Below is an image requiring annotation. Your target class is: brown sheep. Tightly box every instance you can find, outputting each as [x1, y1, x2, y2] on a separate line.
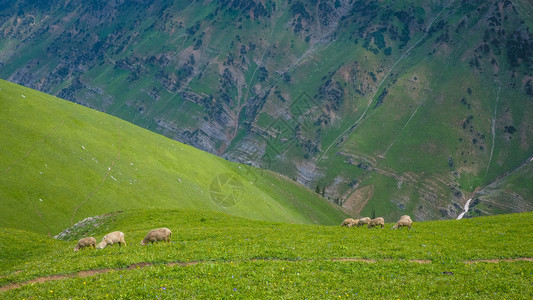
[348, 219, 359, 228]
[392, 217, 413, 229]
[96, 231, 127, 249]
[357, 217, 371, 227]
[74, 237, 96, 252]
[140, 228, 172, 245]
[341, 218, 355, 227]
[367, 217, 385, 229]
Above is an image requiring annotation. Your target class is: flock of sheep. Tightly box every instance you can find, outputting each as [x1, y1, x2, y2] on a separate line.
[341, 215, 413, 229]
[74, 216, 412, 251]
[74, 228, 172, 252]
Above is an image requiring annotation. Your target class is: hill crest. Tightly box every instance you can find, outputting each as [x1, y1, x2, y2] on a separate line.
[0, 79, 346, 235]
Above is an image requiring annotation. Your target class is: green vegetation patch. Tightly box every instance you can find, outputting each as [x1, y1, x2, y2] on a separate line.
[4, 260, 532, 299]
[1, 209, 532, 298]
[0, 79, 346, 236]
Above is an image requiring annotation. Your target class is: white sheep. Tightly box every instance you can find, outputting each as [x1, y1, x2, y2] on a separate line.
[392, 217, 413, 229]
[74, 237, 96, 252]
[367, 217, 385, 229]
[96, 231, 127, 249]
[400, 215, 412, 221]
[140, 228, 172, 245]
[357, 217, 371, 227]
[341, 218, 355, 227]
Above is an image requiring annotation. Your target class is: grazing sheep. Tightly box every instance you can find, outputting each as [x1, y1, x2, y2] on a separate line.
[357, 217, 371, 227]
[400, 215, 412, 221]
[348, 219, 359, 228]
[96, 231, 127, 249]
[140, 228, 172, 245]
[341, 218, 355, 227]
[392, 217, 413, 229]
[367, 217, 385, 229]
[74, 237, 96, 252]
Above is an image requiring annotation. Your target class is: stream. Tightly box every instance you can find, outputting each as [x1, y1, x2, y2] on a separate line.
[456, 198, 472, 220]
[457, 155, 533, 220]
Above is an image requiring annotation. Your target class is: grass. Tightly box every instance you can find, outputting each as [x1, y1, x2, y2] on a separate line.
[1, 209, 532, 298]
[0, 79, 346, 236]
[5, 260, 533, 299]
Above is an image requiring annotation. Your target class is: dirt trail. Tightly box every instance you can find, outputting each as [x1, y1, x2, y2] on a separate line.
[70, 123, 122, 226]
[464, 257, 533, 263]
[1, 257, 531, 292]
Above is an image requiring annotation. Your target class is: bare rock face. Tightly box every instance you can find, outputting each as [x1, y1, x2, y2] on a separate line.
[54, 212, 120, 241]
[54, 216, 104, 241]
[295, 160, 321, 186]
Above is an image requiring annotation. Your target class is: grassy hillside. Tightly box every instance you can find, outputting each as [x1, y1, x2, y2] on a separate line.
[1, 209, 532, 298]
[0, 79, 346, 235]
[1, 0, 533, 221]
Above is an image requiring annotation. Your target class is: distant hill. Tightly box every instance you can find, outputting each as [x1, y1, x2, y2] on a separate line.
[0, 79, 346, 235]
[1, 0, 532, 220]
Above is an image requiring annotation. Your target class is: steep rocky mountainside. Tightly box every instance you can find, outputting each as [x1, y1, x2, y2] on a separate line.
[1, 0, 532, 220]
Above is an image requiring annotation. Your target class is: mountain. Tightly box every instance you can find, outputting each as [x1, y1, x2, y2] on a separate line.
[1, 0, 532, 220]
[0, 79, 347, 236]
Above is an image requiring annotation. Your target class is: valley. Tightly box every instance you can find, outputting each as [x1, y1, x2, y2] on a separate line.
[2, 1, 533, 297]
[1, 0, 533, 220]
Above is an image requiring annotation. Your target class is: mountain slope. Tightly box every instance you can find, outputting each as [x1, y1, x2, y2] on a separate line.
[1, 0, 532, 220]
[0, 79, 346, 235]
[315, 0, 533, 220]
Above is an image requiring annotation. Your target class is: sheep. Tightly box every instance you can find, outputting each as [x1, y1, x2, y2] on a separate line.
[367, 217, 385, 229]
[392, 217, 413, 229]
[96, 231, 127, 249]
[400, 215, 412, 221]
[341, 218, 355, 227]
[74, 237, 96, 252]
[348, 218, 359, 228]
[357, 217, 371, 227]
[140, 228, 172, 245]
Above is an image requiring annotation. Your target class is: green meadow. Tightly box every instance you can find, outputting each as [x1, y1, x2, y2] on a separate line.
[0, 209, 532, 298]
